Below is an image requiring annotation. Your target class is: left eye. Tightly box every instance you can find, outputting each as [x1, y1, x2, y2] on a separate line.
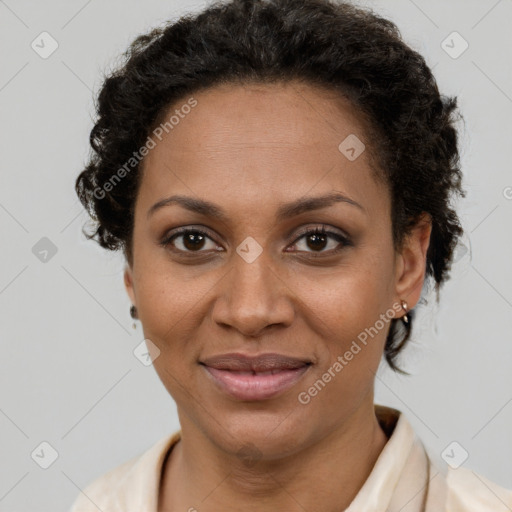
[290, 227, 349, 254]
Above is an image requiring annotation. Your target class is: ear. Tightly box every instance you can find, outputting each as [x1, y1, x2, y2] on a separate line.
[124, 264, 136, 306]
[394, 212, 432, 310]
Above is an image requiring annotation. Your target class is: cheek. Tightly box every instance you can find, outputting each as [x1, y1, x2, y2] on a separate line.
[292, 268, 390, 383]
[134, 264, 208, 336]
[294, 262, 392, 334]
[296, 288, 388, 417]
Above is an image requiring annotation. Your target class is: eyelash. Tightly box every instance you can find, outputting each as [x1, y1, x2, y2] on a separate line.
[159, 225, 352, 258]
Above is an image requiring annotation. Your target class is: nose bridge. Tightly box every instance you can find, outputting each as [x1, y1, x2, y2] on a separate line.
[214, 242, 292, 335]
[233, 244, 273, 297]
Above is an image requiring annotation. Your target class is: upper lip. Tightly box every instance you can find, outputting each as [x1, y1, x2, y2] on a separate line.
[200, 352, 312, 372]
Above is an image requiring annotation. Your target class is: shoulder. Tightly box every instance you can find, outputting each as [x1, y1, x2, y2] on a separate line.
[68, 455, 140, 512]
[445, 466, 512, 511]
[68, 431, 181, 512]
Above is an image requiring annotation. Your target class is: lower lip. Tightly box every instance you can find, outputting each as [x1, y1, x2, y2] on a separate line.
[202, 364, 311, 401]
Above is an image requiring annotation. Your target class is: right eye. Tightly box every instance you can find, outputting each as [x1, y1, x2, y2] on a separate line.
[159, 227, 223, 255]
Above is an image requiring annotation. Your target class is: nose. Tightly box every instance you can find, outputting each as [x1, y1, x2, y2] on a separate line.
[211, 247, 295, 338]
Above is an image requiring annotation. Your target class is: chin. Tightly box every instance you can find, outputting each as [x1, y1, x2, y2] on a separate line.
[207, 410, 313, 461]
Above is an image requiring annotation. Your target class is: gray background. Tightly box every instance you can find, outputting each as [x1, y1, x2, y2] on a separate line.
[0, 0, 511, 510]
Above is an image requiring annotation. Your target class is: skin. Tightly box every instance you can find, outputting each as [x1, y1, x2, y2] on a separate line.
[123, 80, 432, 512]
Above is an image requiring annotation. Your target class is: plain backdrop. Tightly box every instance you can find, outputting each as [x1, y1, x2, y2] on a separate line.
[0, 0, 511, 510]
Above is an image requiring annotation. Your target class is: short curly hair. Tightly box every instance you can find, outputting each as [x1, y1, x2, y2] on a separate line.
[75, 0, 466, 374]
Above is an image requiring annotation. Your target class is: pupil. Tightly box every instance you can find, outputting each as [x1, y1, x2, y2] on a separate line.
[184, 233, 205, 251]
[308, 233, 327, 251]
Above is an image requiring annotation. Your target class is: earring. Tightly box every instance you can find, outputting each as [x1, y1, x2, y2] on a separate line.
[130, 305, 138, 329]
[400, 300, 409, 324]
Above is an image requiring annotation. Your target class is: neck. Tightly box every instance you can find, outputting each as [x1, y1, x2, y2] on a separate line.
[159, 398, 389, 512]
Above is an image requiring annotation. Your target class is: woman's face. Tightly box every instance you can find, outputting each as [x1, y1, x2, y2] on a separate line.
[124, 81, 430, 459]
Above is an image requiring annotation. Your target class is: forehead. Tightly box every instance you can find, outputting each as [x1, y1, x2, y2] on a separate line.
[137, 81, 388, 219]
[147, 81, 369, 156]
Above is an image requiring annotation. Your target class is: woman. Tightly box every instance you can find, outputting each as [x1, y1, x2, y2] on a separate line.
[69, 0, 512, 510]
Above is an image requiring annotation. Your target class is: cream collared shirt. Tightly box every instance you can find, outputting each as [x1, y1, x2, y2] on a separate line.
[69, 404, 512, 511]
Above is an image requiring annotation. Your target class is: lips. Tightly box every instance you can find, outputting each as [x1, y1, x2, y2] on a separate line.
[200, 352, 312, 400]
[200, 352, 311, 372]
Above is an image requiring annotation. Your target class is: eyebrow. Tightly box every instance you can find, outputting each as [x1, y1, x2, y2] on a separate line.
[147, 191, 365, 221]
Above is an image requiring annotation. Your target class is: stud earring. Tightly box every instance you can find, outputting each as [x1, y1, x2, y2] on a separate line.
[400, 300, 409, 324]
[130, 305, 138, 329]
